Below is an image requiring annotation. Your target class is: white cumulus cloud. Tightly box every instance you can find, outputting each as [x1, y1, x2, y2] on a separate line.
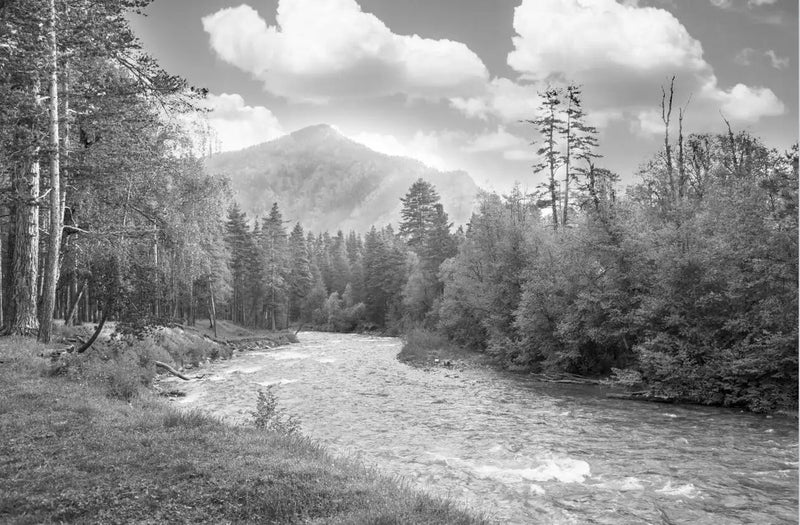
[454, 0, 786, 135]
[202, 1, 488, 102]
[201, 93, 284, 152]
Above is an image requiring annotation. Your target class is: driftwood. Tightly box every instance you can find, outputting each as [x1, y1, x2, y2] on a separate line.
[294, 323, 304, 336]
[76, 313, 107, 353]
[154, 361, 190, 380]
[549, 378, 601, 385]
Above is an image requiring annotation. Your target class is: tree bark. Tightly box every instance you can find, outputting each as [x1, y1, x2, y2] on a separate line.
[9, 84, 41, 336]
[64, 279, 86, 326]
[661, 76, 676, 205]
[38, 0, 62, 343]
[209, 281, 217, 339]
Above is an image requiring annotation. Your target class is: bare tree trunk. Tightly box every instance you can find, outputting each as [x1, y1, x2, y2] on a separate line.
[661, 76, 676, 205]
[38, 0, 62, 343]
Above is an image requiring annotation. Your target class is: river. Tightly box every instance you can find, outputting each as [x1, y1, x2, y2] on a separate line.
[163, 332, 798, 524]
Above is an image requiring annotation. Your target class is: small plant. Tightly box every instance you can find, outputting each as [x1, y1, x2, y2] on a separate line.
[251, 386, 301, 434]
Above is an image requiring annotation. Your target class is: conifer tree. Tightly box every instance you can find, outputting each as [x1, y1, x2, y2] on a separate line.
[399, 179, 441, 251]
[560, 83, 599, 227]
[262, 203, 288, 330]
[527, 87, 563, 230]
[287, 222, 312, 323]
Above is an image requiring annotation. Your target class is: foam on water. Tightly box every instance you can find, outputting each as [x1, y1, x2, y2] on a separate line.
[656, 481, 698, 497]
[270, 351, 310, 361]
[254, 379, 298, 387]
[474, 457, 591, 483]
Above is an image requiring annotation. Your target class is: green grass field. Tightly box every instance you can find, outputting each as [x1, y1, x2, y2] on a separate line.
[0, 337, 485, 524]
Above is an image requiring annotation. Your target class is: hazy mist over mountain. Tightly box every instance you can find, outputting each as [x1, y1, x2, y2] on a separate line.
[205, 124, 481, 233]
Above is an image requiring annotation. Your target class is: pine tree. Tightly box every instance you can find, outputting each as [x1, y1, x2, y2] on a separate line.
[261, 203, 288, 330]
[560, 83, 599, 227]
[526, 87, 563, 230]
[399, 178, 441, 251]
[225, 204, 250, 325]
[287, 222, 312, 323]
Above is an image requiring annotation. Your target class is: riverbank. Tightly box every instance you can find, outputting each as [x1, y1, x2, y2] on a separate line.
[0, 337, 484, 524]
[397, 328, 492, 370]
[397, 329, 799, 416]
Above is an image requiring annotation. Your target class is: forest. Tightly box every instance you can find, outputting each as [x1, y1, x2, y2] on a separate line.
[1, 0, 797, 413]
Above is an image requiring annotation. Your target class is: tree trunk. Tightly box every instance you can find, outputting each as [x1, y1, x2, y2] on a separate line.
[38, 0, 62, 343]
[9, 84, 41, 336]
[76, 311, 106, 354]
[209, 281, 217, 339]
[64, 280, 86, 326]
[661, 76, 676, 205]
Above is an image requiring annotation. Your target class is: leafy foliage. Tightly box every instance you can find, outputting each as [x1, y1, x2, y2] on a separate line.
[251, 386, 301, 435]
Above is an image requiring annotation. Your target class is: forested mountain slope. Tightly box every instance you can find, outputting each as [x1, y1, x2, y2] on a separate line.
[205, 124, 480, 232]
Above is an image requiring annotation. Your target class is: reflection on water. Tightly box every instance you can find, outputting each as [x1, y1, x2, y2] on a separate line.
[164, 332, 799, 524]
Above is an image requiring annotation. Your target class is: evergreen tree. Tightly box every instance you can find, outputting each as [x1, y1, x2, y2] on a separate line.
[527, 87, 563, 230]
[560, 83, 599, 227]
[399, 179, 441, 251]
[287, 223, 312, 323]
[261, 203, 288, 330]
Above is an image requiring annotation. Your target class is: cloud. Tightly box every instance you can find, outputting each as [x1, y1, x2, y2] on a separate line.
[200, 93, 284, 152]
[709, 0, 732, 7]
[491, 0, 784, 134]
[765, 49, 789, 69]
[463, 126, 527, 153]
[202, 1, 488, 102]
[748, 0, 778, 5]
[735, 47, 789, 69]
[710, 83, 784, 121]
[451, 77, 542, 122]
[734, 47, 756, 66]
[350, 130, 452, 170]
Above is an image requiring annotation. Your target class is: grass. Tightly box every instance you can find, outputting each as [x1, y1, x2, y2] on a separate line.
[398, 328, 490, 370]
[0, 337, 485, 524]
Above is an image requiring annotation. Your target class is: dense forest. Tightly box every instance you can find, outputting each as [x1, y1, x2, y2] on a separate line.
[1, 0, 796, 413]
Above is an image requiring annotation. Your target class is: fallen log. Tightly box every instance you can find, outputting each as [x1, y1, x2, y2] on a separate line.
[76, 314, 107, 354]
[154, 361, 190, 381]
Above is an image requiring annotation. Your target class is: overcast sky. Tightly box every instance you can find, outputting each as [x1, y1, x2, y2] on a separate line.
[130, 0, 798, 191]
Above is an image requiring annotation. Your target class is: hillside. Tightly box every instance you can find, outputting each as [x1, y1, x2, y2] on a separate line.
[205, 124, 480, 232]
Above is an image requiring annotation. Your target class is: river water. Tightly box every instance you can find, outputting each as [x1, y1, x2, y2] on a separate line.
[164, 332, 798, 524]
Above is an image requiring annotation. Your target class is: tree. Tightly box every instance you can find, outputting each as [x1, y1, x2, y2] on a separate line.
[526, 87, 563, 230]
[261, 203, 288, 330]
[560, 83, 599, 227]
[287, 223, 311, 323]
[399, 178, 440, 251]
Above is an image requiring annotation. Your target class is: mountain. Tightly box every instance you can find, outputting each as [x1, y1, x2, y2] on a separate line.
[205, 124, 481, 233]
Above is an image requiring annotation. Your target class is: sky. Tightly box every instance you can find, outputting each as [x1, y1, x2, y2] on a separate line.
[129, 0, 798, 191]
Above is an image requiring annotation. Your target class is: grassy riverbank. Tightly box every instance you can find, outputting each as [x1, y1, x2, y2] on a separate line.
[0, 337, 484, 524]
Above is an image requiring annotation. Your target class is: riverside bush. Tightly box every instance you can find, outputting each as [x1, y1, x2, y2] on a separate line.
[251, 386, 301, 434]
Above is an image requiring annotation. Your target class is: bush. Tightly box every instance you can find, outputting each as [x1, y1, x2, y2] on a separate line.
[251, 386, 301, 434]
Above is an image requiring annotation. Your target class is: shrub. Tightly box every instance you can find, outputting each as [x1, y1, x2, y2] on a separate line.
[251, 386, 301, 434]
